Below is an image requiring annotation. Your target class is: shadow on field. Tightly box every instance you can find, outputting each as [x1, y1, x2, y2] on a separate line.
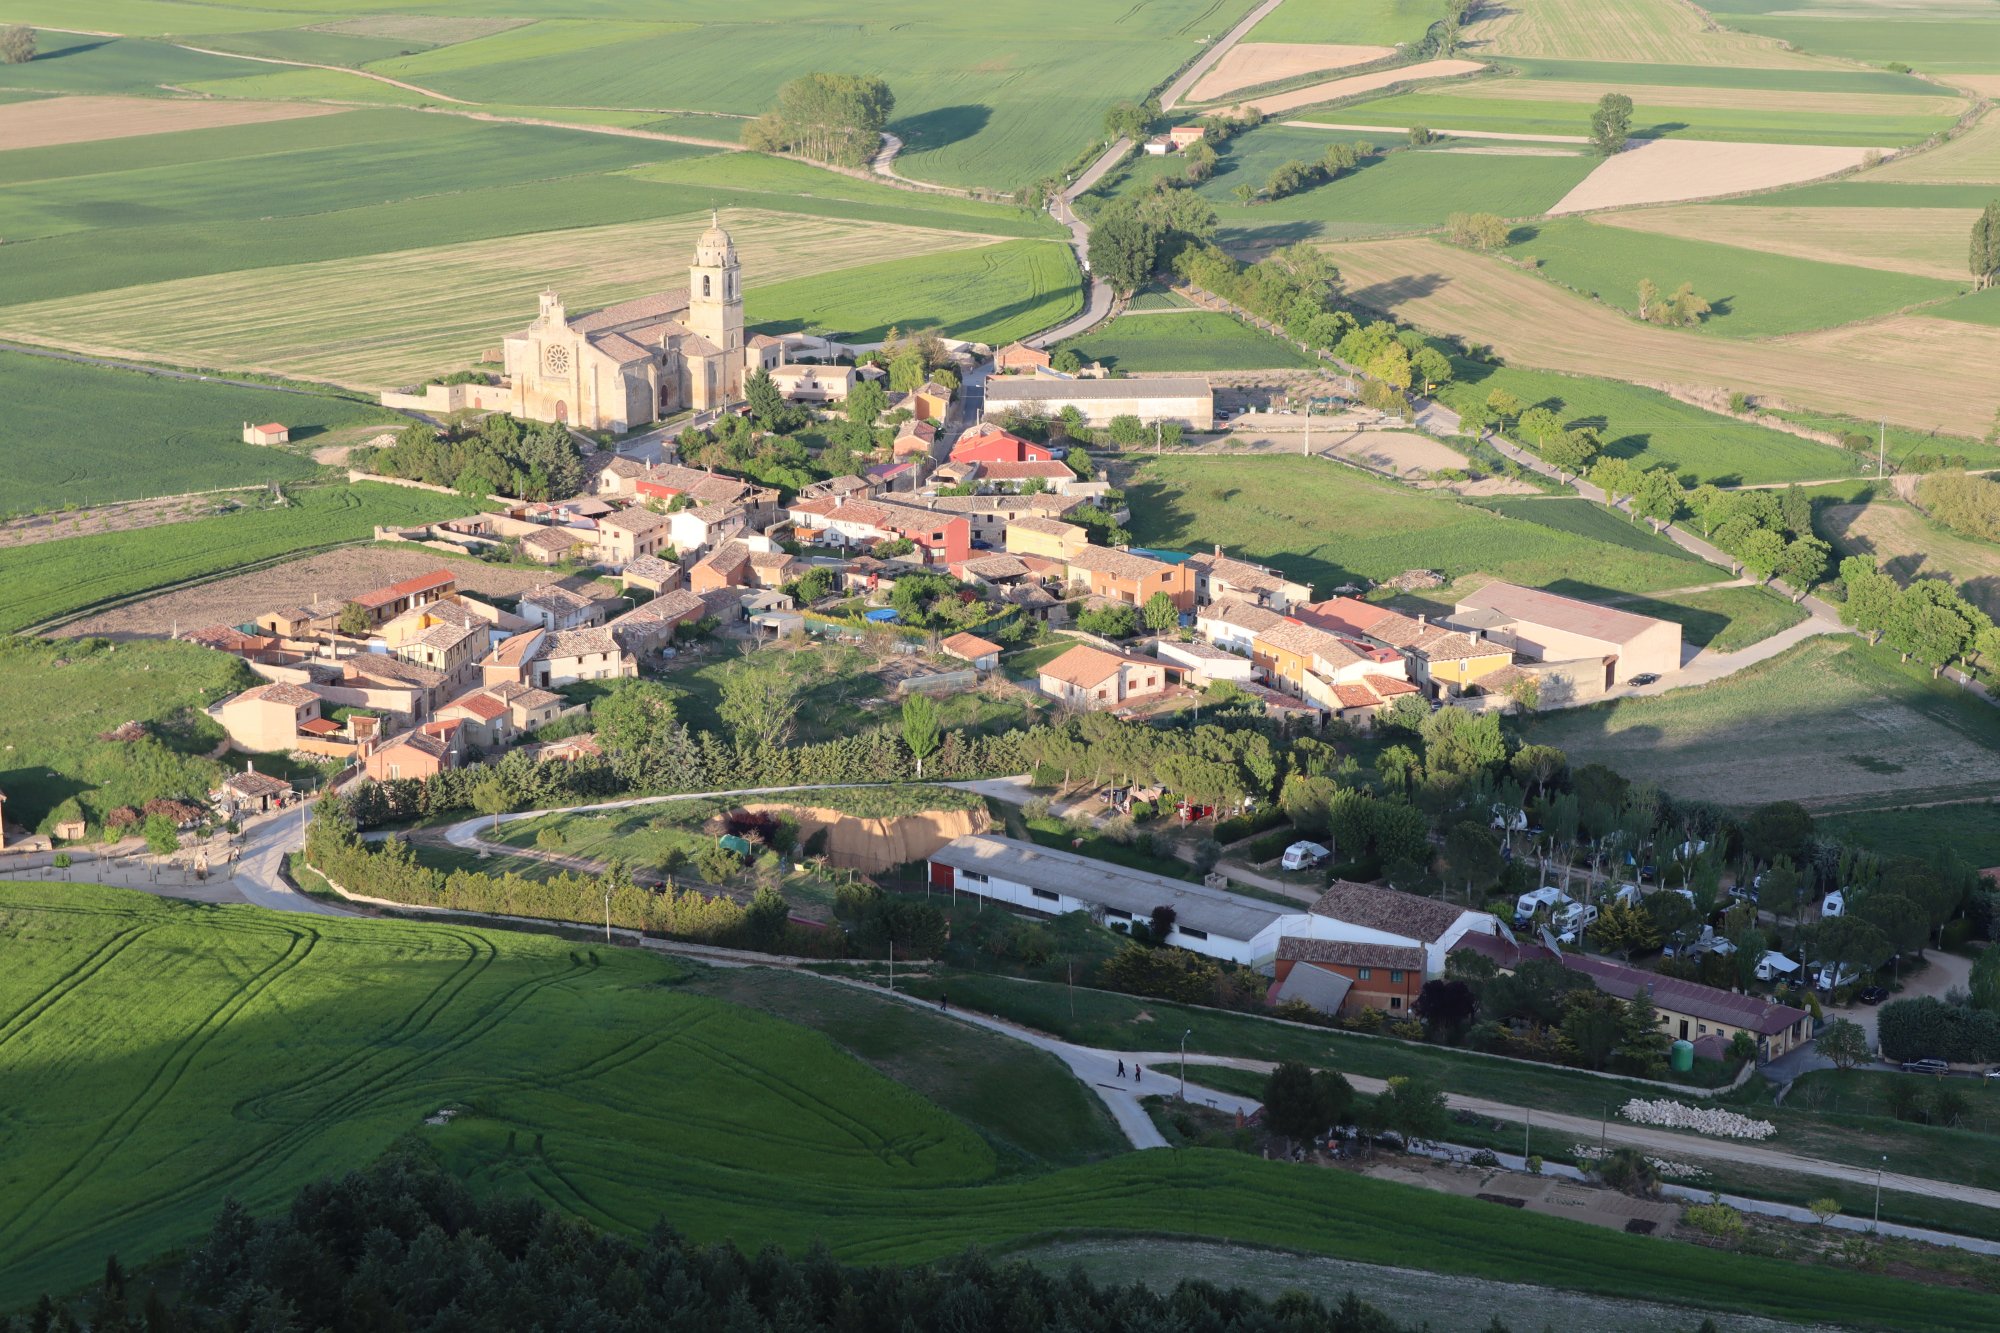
[1120, 475, 1365, 593]
[1344, 270, 1447, 318]
[892, 104, 990, 152]
[36, 38, 114, 61]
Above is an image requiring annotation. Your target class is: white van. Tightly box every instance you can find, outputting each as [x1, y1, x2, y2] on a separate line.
[1822, 890, 1846, 918]
[1611, 882, 1643, 907]
[1281, 841, 1330, 871]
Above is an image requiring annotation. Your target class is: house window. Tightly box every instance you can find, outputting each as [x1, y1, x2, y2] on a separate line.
[1179, 927, 1208, 941]
[1357, 967, 1372, 981]
[1030, 887, 1060, 902]
[1389, 996, 1403, 1010]
[1103, 907, 1130, 920]
[1390, 970, 1404, 983]
[960, 870, 988, 884]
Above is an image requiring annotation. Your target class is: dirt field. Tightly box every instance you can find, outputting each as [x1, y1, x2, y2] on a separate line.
[0, 210, 999, 390]
[1873, 112, 2000, 182]
[737, 804, 985, 875]
[0, 95, 344, 150]
[1317, 428, 1474, 477]
[1463, 0, 1848, 67]
[0, 490, 269, 551]
[57, 547, 556, 640]
[1548, 139, 1873, 213]
[1188, 42, 1395, 102]
[1822, 499, 2000, 617]
[1226, 59, 1485, 117]
[1323, 236, 2000, 434]
[1596, 204, 1981, 279]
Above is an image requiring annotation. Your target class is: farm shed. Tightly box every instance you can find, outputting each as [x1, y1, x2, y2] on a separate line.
[983, 376, 1214, 431]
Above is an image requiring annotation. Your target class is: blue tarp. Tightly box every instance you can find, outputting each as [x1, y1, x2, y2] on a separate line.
[863, 608, 901, 623]
[1128, 547, 1192, 565]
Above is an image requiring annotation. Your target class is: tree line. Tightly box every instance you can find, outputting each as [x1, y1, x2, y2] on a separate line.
[354, 415, 584, 501]
[1837, 553, 2000, 678]
[8, 1139, 1542, 1333]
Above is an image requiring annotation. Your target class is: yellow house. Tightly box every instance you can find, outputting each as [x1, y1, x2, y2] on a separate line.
[1005, 516, 1089, 561]
[1409, 630, 1513, 697]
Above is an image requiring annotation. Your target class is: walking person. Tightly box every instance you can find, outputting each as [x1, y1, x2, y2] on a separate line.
[1134, 1063, 1143, 1083]
[939, 993, 948, 1013]
[1117, 1059, 1125, 1079]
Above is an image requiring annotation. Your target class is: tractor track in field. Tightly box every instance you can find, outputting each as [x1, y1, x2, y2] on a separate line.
[0, 924, 319, 1260]
[0, 923, 157, 1051]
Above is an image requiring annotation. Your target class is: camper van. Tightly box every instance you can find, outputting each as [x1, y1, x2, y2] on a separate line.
[1815, 961, 1862, 990]
[1552, 901, 1598, 943]
[1821, 890, 1846, 918]
[1281, 841, 1330, 871]
[1513, 886, 1570, 927]
[1754, 951, 1801, 983]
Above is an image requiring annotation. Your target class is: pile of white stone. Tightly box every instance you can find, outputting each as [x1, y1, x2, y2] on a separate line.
[1621, 1097, 1774, 1140]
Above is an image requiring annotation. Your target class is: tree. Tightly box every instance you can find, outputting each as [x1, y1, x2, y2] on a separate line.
[1516, 406, 1564, 451]
[1590, 899, 1660, 957]
[1885, 578, 1976, 675]
[1088, 205, 1163, 295]
[1376, 1075, 1448, 1146]
[469, 774, 512, 836]
[900, 693, 941, 779]
[336, 602, 371, 637]
[1971, 198, 2000, 291]
[1544, 427, 1601, 478]
[1511, 744, 1566, 798]
[888, 348, 927, 393]
[1441, 821, 1502, 903]
[1445, 211, 1510, 250]
[718, 657, 808, 748]
[1807, 914, 1893, 989]
[1261, 1061, 1332, 1145]
[1818, 1016, 1871, 1071]
[1135, 590, 1177, 634]
[1051, 348, 1083, 375]
[0, 24, 34, 63]
[1183, 138, 1218, 183]
[745, 367, 786, 427]
[1737, 527, 1786, 583]
[1075, 603, 1139, 638]
[749, 73, 896, 168]
[1614, 991, 1672, 1075]
[1590, 92, 1634, 156]
[1838, 555, 1898, 640]
[844, 378, 888, 427]
[1413, 978, 1477, 1038]
[1776, 536, 1831, 591]
[1809, 1197, 1843, 1226]
[1630, 467, 1683, 525]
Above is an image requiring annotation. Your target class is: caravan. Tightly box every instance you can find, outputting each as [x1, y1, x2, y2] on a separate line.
[1513, 886, 1571, 927]
[1552, 900, 1598, 943]
[1755, 951, 1802, 983]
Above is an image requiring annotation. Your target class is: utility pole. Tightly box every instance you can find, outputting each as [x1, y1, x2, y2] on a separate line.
[1179, 1027, 1191, 1101]
[1878, 420, 1885, 479]
[1874, 1155, 1887, 1232]
[602, 884, 613, 943]
[1524, 1107, 1532, 1162]
[1303, 399, 1311, 456]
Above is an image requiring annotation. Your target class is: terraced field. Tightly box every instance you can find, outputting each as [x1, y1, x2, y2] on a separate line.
[4, 884, 1988, 1332]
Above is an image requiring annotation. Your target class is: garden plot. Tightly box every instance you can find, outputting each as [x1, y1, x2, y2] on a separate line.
[1324, 237, 2000, 435]
[1187, 42, 1396, 102]
[1224, 59, 1484, 117]
[1548, 140, 1874, 213]
[0, 95, 343, 149]
[1596, 204, 1981, 280]
[0, 209, 999, 389]
[1463, 0, 1852, 67]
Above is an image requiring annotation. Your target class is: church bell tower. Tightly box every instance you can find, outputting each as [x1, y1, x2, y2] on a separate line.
[688, 210, 744, 399]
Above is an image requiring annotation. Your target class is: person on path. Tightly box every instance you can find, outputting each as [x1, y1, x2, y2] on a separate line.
[1117, 1059, 1125, 1078]
[939, 994, 948, 1012]
[1134, 1063, 1143, 1083]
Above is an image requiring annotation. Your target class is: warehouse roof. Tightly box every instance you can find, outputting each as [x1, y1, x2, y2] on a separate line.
[928, 834, 1287, 942]
[984, 377, 1212, 402]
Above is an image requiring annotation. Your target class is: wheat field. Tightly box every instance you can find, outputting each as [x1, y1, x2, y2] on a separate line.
[1597, 204, 1982, 279]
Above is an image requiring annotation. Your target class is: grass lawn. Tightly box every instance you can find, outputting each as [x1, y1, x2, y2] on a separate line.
[1022, 815, 1199, 882]
[0, 351, 395, 512]
[1054, 309, 1315, 372]
[1439, 358, 1857, 485]
[0, 483, 476, 633]
[1932, 285, 2000, 327]
[1519, 637, 2000, 811]
[1817, 801, 2000, 868]
[0, 636, 256, 832]
[748, 239, 1081, 347]
[5, 885, 1989, 1330]
[1616, 585, 1809, 653]
[1249, 0, 1440, 45]
[1002, 641, 1077, 682]
[1476, 497, 1708, 566]
[1124, 455, 1709, 596]
[1503, 219, 1964, 338]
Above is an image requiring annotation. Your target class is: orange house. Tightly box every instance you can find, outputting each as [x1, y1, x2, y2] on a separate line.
[1064, 546, 1195, 612]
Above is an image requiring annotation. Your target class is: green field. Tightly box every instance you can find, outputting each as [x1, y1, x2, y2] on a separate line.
[1503, 219, 1965, 338]
[0, 483, 473, 633]
[1488, 57, 1950, 96]
[1727, 180, 2000, 211]
[0, 637, 255, 831]
[1709, 4, 2000, 75]
[1053, 309, 1316, 371]
[748, 239, 1081, 345]
[0, 352, 397, 511]
[0, 30, 263, 95]
[1819, 801, 2000, 867]
[1124, 454, 1708, 594]
[1520, 636, 2000, 811]
[1605, 583, 1809, 653]
[1309, 89, 1958, 148]
[1248, 0, 1440, 46]
[1933, 285, 2000, 326]
[1439, 360, 1857, 485]
[6, 886, 1987, 1330]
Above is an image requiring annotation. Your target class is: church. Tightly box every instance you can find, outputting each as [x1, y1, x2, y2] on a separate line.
[502, 214, 750, 432]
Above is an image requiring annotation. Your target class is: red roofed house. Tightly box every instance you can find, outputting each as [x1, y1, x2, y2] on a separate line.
[950, 424, 1057, 464]
[994, 343, 1051, 374]
[788, 494, 970, 565]
[1168, 124, 1206, 149]
[940, 632, 1003, 672]
[347, 569, 458, 629]
[975, 459, 1078, 492]
[1036, 644, 1169, 709]
[364, 726, 458, 783]
[242, 422, 289, 446]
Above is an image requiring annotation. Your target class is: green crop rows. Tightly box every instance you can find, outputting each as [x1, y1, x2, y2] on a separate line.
[748, 240, 1081, 346]
[1054, 310, 1316, 371]
[3, 884, 1988, 1331]
[0, 484, 474, 632]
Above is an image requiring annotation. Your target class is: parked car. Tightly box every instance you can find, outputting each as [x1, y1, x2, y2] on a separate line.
[1857, 986, 1890, 1005]
[1901, 1058, 1950, 1076]
[1630, 673, 1661, 686]
[1280, 841, 1330, 871]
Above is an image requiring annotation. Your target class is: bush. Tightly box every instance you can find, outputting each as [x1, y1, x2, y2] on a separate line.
[1877, 995, 2000, 1062]
[1684, 1197, 1747, 1244]
[693, 842, 744, 884]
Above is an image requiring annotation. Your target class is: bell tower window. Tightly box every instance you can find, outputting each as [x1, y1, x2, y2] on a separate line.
[702, 275, 711, 297]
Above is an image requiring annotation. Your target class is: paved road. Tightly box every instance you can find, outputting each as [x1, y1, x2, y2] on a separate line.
[1160, 0, 1287, 112]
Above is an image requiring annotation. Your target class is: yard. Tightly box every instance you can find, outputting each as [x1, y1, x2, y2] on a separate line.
[1124, 454, 1709, 596]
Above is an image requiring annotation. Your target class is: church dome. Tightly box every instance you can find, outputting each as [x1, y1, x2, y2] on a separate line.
[694, 210, 736, 267]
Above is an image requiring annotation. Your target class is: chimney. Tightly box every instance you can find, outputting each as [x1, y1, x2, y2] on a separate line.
[245, 759, 255, 773]
[1417, 614, 1427, 629]
[834, 493, 845, 509]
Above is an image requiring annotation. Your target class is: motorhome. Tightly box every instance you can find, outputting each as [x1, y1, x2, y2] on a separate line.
[1513, 886, 1571, 926]
[1822, 890, 1846, 918]
[1280, 841, 1330, 871]
[1755, 951, 1801, 983]
[1553, 900, 1598, 943]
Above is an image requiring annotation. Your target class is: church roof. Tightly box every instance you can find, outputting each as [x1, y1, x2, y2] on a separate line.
[590, 332, 654, 365]
[571, 289, 690, 335]
[672, 329, 724, 359]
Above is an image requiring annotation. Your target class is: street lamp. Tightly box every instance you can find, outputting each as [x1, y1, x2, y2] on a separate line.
[602, 883, 613, 943]
[1179, 1027, 1192, 1101]
[1874, 1155, 1888, 1232]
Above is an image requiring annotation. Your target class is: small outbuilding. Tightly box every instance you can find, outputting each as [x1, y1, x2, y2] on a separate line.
[242, 422, 290, 446]
[940, 631, 1004, 672]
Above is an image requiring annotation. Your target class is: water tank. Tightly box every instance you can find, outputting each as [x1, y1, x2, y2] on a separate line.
[1670, 1039, 1695, 1073]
